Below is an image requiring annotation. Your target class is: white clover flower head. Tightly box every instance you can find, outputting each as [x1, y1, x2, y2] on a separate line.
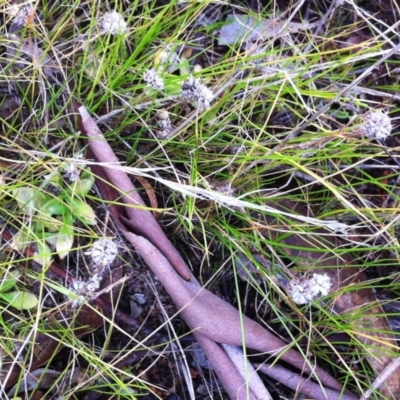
[99, 11, 127, 35]
[70, 280, 87, 308]
[62, 162, 79, 182]
[362, 109, 392, 140]
[288, 273, 332, 305]
[62, 153, 85, 182]
[143, 68, 165, 91]
[181, 76, 214, 110]
[312, 273, 332, 296]
[71, 279, 86, 293]
[90, 238, 118, 269]
[70, 275, 103, 307]
[158, 118, 173, 138]
[156, 110, 173, 138]
[87, 273, 103, 292]
[288, 278, 314, 305]
[8, 4, 35, 27]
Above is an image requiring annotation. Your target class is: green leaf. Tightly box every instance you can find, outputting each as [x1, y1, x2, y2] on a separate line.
[56, 224, 74, 259]
[12, 187, 38, 216]
[40, 198, 65, 215]
[10, 228, 32, 250]
[44, 279, 72, 296]
[72, 170, 95, 196]
[71, 199, 97, 225]
[179, 58, 191, 76]
[34, 241, 52, 267]
[32, 191, 50, 210]
[0, 270, 20, 293]
[0, 290, 38, 310]
[44, 232, 59, 247]
[36, 218, 62, 233]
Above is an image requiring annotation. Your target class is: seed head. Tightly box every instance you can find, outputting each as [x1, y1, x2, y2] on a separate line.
[87, 273, 103, 292]
[181, 76, 214, 110]
[143, 68, 165, 91]
[288, 273, 332, 305]
[361, 110, 392, 140]
[63, 162, 80, 182]
[70, 280, 86, 308]
[157, 110, 173, 138]
[90, 238, 118, 269]
[99, 11, 127, 35]
[69, 274, 103, 308]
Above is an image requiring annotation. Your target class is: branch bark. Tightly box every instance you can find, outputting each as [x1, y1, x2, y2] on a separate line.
[78, 104, 356, 400]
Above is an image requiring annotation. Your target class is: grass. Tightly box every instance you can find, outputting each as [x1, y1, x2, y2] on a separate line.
[1, 0, 400, 398]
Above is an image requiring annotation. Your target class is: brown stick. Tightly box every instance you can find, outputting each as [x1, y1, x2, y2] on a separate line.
[80, 104, 354, 399]
[125, 232, 349, 395]
[77, 104, 192, 281]
[255, 363, 357, 400]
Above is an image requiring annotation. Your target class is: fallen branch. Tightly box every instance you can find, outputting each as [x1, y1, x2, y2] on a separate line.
[255, 363, 357, 400]
[125, 231, 353, 400]
[77, 104, 192, 281]
[79, 103, 356, 399]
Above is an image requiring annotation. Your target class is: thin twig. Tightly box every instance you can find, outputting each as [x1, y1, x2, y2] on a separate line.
[360, 357, 400, 400]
